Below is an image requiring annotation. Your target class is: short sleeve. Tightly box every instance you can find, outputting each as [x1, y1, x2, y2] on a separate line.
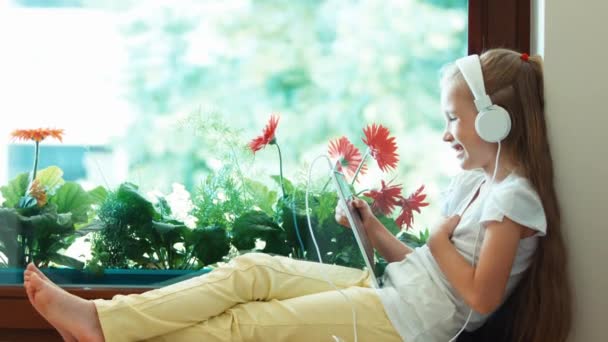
[480, 176, 547, 235]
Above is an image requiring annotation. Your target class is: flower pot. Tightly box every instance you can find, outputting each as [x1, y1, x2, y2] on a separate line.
[0, 267, 212, 287]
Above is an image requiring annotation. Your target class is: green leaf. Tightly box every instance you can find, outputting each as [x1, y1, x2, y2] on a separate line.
[188, 225, 230, 265]
[50, 182, 93, 224]
[84, 261, 105, 275]
[191, 165, 252, 233]
[0, 208, 20, 266]
[88, 186, 108, 205]
[232, 210, 282, 251]
[0, 172, 29, 208]
[420, 228, 430, 244]
[152, 220, 187, 234]
[243, 179, 278, 216]
[98, 182, 155, 228]
[278, 197, 313, 254]
[48, 253, 85, 269]
[262, 233, 291, 256]
[121, 236, 154, 265]
[151, 220, 189, 248]
[154, 197, 172, 218]
[36, 166, 65, 193]
[399, 229, 428, 248]
[56, 213, 73, 226]
[74, 219, 105, 235]
[315, 191, 338, 226]
[270, 175, 294, 195]
[378, 215, 401, 236]
[116, 182, 156, 225]
[22, 212, 73, 239]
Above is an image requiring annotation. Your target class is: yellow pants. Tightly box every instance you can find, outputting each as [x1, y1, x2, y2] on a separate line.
[94, 253, 402, 342]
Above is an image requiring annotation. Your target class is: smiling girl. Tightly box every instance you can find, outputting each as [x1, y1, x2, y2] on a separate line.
[24, 48, 571, 342]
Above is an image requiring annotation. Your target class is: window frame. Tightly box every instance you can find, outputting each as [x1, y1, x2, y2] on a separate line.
[469, 0, 530, 55]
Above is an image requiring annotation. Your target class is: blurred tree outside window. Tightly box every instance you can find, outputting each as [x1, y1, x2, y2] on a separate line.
[0, 0, 467, 267]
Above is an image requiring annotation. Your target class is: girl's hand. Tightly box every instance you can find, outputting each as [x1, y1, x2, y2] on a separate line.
[334, 197, 376, 230]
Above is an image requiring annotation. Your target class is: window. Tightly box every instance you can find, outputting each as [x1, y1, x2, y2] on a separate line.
[0, 0, 529, 281]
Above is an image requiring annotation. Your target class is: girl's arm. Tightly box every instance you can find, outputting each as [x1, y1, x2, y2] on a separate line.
[428, 215, 527, 314]
[336, 198, 413, 263]
[364, 214, 413, 263]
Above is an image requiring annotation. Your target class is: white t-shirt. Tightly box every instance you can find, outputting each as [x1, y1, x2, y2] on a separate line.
[375, 169, 547, 342]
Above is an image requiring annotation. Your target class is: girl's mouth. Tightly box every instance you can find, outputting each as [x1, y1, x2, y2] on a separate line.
[452, 144, 465, 158]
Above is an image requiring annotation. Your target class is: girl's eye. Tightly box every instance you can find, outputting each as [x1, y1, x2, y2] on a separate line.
[447, 116, 457, 122]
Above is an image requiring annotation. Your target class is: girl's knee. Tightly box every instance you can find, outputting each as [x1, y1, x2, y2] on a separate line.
[231, 252, 273, 268]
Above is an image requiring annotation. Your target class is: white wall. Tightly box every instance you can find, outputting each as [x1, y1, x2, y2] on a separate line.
[540, 0, 608, 340]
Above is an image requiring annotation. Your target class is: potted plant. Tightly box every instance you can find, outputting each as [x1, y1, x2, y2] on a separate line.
[228, 115, 431, 272]
[0, 128, 104, 283]
[0, 119, 431, 286]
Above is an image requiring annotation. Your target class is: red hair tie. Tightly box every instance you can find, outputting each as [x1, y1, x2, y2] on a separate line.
[520, 53, 530, 61]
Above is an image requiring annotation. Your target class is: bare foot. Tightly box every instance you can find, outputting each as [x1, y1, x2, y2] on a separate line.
[24, 264, 77, 342]
[24, 270, 105, 342]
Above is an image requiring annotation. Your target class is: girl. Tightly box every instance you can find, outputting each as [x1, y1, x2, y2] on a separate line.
[23, 48, 571, 342]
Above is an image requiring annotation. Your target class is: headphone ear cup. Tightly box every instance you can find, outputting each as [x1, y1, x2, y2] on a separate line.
[475, 105, 511, 143]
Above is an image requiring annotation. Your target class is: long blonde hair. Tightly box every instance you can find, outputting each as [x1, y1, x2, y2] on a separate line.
[441, 48, 572, 342]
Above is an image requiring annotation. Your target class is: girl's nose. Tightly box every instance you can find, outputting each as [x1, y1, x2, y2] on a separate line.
[443, 130, 453, 142]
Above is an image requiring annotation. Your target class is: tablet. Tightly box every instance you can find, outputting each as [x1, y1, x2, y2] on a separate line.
[331, 170, 381, 288]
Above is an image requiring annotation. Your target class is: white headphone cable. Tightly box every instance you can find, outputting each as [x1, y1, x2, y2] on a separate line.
[448, 142, 501, 342]
[305, 154, 358, 342]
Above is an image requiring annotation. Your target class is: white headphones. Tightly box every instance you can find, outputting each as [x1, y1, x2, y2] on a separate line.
[455, 54, 511, 143]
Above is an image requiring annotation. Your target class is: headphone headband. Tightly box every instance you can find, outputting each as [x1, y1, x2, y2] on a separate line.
[455, 55, 493, 111]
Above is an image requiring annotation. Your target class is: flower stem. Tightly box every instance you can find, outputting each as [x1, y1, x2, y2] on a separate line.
[351, 148, 370, 187]
[355, 188, 370, 197]
[320, 177, 332, 193]
[275, 143, 286, 197]
[321, 160, 340, 193]
[31, 141, 40, 182]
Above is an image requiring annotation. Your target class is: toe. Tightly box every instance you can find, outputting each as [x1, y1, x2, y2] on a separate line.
[30, 273, 44, 288]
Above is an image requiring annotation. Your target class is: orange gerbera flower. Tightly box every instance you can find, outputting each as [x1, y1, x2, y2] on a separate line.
[11, 128, 64, 143]
[28, 179, 48, 207]
[328, 136, 367, 180]
[362, 124, 399, 172]
[396, 185, 429, 230]
[249, 115, 280, 153]
[364, 179, 403, 216]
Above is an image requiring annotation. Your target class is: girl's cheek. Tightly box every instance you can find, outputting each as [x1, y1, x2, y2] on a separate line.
[451, 124, 460, 138]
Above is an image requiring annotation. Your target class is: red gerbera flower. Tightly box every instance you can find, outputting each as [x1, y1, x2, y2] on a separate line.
[11, 128, 64, 143]
[362, 124, 399, 172]
[364, 179, 403, 216]
[249, 115, 280, 153]
[396, 185, 429, 230]
[328, 136, 367, 180]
